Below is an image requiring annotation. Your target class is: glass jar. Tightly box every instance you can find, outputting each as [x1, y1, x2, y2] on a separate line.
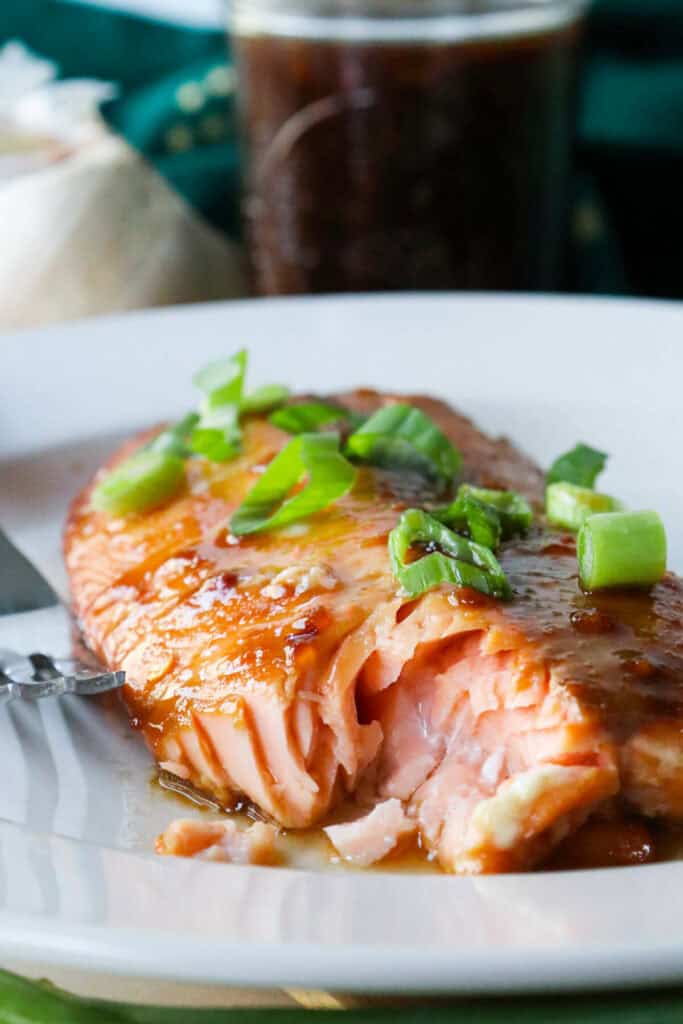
[228, 0, 588, 296]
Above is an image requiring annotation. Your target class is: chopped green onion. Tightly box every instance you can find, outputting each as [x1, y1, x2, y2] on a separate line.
[240, 384, 290, 415]
[456, 494, 502, 550]
[191, 350, 247, 461]
[433, 492, 502, 550]
[546, 482, 623, 532]
[578, 510, 667, 591]
[190, 399, 241, 462]
[191, 351, 289, 462]
[230, 433, 357, 536]
[457, 485, 534, 538]
[346, 404, 463, 487]
[193, 349, 247, 404]
[388, 509, 512, 601]
[147, 412, 199, 458]
[547, 443, 607, 489]
[92, 449, 185, 516]
[270, 401, 354, 435]
[433, 484, 533, 547]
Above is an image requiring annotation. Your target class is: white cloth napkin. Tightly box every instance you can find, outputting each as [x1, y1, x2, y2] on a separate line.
[0, 42, 246, 331]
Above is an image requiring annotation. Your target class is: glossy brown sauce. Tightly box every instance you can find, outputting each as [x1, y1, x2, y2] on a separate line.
[500, 532, 683, 741]
[235, 22, 579, 294]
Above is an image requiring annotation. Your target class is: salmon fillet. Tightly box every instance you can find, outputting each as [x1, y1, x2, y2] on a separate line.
[64, 392, 683, 873]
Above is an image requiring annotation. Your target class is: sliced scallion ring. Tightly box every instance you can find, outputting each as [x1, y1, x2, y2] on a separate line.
[546, 482, 623, 532]
[190, 399, 242, 462]
[388, 509, 512, 600]
[240, 384, 290, 415]
[432, 485, 533, 547]
[270, 401, 355, 435]
[193, 349, 247, 404]
[432, 492, 502, 550]
[230, 433, 357, 536]
[456, 485, 534, 538]
[191, 351, 288, 461]
[345, 404, 462, 487]
[92, 449, 185, 517]
[578, 510, 667, 591]
[147, 412, 199, 458]
[191, 350, 247, 460]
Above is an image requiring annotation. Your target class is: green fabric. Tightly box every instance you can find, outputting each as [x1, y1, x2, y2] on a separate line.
[102, 50, 242, 237]
[1, 1, 220, 84]
[3, 0, 682, 294]
[2, 968, 683, 1023]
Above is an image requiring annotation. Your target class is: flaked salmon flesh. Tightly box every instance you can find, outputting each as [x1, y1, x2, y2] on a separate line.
[64, 392, 683, 873]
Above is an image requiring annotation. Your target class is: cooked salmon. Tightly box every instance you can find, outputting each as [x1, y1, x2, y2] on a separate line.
[156, 818, 279, 865]
[64, 392, 683, 873]
[324, 798, 416, 867]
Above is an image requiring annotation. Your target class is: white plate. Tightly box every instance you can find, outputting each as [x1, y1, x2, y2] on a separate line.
[1, 293, 683, 996]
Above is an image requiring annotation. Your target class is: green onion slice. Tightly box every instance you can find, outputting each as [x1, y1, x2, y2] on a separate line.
[433, 492, 502, 550]
[547, 443, 607, 489]
[191, 350, 247, 461]
[578, 510, 667, 591]
[193, 349, 247, 404]
[92, 449, 185, 517]
[191, 351, 289, 462]
[190, 399, 242, 462]
[147, 412, 199, 458]
[346, 404, 463, 487]
[458, 485, 534, 537]
[270, 401, 355, 435]
[546, 482, 623, 532]
[433, 485, 533, 547]
[240, 384, 290, 415]
[230, 433, 357, 536]
[388, 509, 512, 601]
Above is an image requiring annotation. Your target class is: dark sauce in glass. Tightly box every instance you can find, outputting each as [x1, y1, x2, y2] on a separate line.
[235, 17, 580, 295]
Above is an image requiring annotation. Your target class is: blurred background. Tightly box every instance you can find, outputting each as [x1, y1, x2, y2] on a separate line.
[2, 0, 682, 328]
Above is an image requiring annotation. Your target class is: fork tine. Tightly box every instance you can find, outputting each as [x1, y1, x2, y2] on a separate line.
[0, 647, 125, 702]
[3, 670, 125, 702]
[28, 652, 61, 680]
[67, 670, 126, 696]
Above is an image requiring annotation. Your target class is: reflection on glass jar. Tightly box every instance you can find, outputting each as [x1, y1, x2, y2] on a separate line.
[229, 1, 587, 296]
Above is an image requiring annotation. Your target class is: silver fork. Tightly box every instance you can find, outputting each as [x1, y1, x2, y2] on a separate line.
[0, 530, 125, 704]
[0, 649, 125, 704]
